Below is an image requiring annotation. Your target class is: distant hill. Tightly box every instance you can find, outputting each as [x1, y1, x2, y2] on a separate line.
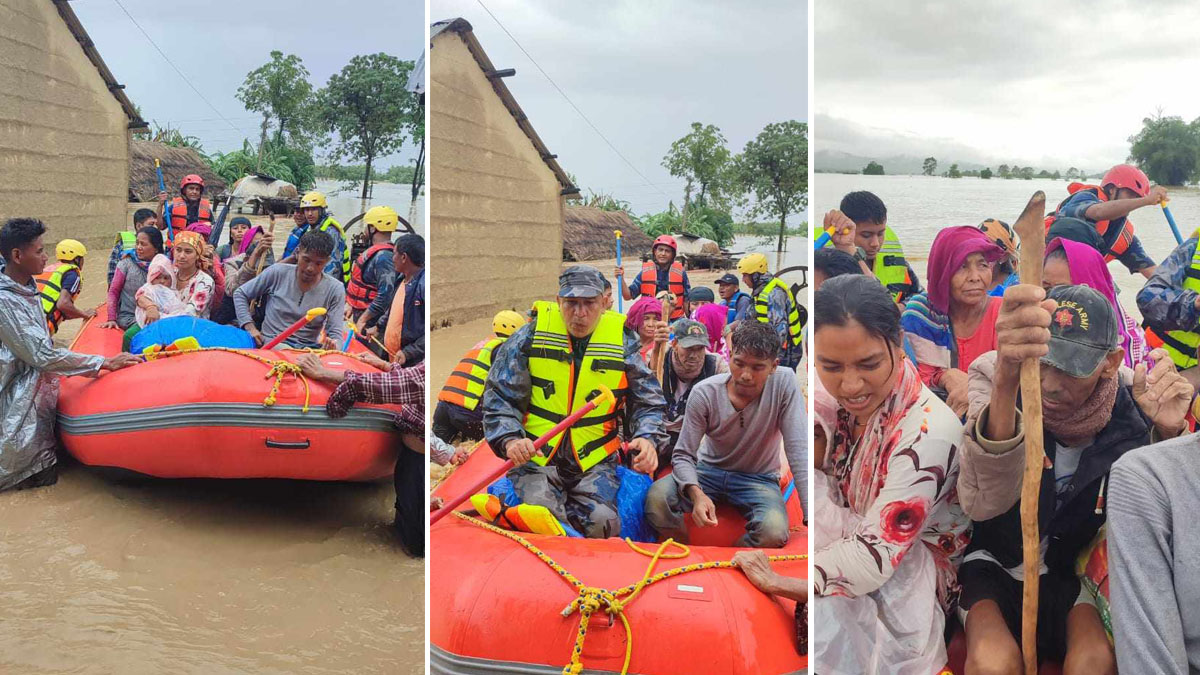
[816, 150, 990, 175]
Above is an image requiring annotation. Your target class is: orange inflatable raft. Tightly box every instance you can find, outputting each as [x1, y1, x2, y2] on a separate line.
[56, 308, 398, 481]
[430, 444, 809, 675]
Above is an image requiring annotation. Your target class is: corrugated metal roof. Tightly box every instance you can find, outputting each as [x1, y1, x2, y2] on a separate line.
[50, 0, 147, 130]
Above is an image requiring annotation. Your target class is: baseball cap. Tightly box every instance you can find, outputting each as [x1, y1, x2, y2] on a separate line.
[716, 273, 740, 286]
[672, 318, 709, 349]
[687, 286, 715, 302]
[1043, 285, 1119, 378]
[558, 265, 606, 298]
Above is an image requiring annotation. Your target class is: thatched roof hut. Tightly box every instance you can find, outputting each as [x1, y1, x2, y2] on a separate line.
[129, 139, 226, 201]
[562, 206, 653, 261]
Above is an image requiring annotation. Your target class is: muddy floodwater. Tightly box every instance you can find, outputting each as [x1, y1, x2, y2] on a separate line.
[0, 206, 424, 675]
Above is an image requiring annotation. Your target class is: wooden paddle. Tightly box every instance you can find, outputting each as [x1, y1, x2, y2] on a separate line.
[654, 291, 672, 382]
[1012, 191, 1047, 675]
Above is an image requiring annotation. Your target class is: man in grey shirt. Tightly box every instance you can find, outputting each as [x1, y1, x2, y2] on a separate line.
[1108, 433, 1200, 674]
[644, 320, 808, 547]
[234, 229, 345, 350]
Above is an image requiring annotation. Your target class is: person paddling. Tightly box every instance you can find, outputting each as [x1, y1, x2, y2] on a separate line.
[156, 174, 213, 243]
[616, 235, 691, 320]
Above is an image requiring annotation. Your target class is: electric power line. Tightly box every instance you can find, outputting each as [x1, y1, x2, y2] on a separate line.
[474, 0, 669, 199]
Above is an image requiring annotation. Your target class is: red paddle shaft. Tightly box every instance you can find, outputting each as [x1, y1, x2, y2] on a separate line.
[262, 307, 327, 350]
[430, 385, 616, 525]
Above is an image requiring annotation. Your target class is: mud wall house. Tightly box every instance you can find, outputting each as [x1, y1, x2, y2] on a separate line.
[0, 0, 146, 257]
[430, 18, 577, 327]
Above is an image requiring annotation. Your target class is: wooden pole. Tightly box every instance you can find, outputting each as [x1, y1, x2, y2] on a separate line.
[654, 291, 671, 382]
[248, 215, 276, 317]
[1012, 191, 1047, 675]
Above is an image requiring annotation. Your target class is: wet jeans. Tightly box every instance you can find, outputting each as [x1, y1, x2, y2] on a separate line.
[644, 462, 788, 548]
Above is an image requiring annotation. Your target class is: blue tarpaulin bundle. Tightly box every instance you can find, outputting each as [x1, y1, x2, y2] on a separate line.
[130, 316, 256, 354]
[486, 466, 656, 541]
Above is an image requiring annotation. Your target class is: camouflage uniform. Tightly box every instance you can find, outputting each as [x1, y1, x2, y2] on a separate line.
[1137, 237, 1200, 332]
[483, 298, 668, 539]
[751, 274, 803, 370]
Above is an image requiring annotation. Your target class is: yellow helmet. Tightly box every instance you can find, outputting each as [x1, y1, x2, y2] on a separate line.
[56, 239, 87, 262]
[364, 205, 399, 233]
[299, 191, 328, 209]
[493, 310, 525, 337]
[737, 252, 769, 275]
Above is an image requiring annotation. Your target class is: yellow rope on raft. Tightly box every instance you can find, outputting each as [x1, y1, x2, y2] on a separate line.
[136, 346, 353, 413]
[451, 511, 807, 675]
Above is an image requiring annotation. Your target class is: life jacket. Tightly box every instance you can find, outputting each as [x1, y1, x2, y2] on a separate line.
[724, 291, 750, 323]
[1045, 183, 1135, 262]
[115, 230, 137, 255]
[34, 261, 80, 336]
[166, 197, 213, 240]
[524, 301, 628, 472]
[752, 276, 804, 348]
[345, 242, 394, 311]
[317, 215, 351, 284]
[1144, 243, 1200, 369]
[639, 260, 686, 319]
[438, 337, 505, 412]
[873, 227, 912, 303]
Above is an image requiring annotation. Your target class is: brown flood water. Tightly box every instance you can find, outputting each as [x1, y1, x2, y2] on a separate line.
[0, 208, 425, 675]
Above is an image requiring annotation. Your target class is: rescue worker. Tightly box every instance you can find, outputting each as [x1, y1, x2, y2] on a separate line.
[717, 272, 752, 326]
[433, 310, 525, 444]
[283, 191, 350, 284]
[34, 239, 94, 337]
[824, 191, 922, 304]
[738, 252, 804, 370]
[371, 234, 425, 365]
[615, 234, 691, 319]
[0, 218, 138, 493]
[1048, 164, 1167, 279]
[156, 174, 213, 244]
[345, 205, 398, 325]
[108, 208, 156, 285]
[1137, 229, 1200, 386]
[483, 265, 668, 539]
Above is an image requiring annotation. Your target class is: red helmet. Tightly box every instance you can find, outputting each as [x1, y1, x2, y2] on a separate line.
[1100, 164, 1150, 198]
[180, 174, 205, 191]
[652, 235, 677, 252]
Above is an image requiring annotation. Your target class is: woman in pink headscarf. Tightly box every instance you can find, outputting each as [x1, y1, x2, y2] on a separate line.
[1044, 237, 1148, 367]
[625, 295, 665, 364]
[901, 226, 1006, 415]
[694, 303, 729, 358]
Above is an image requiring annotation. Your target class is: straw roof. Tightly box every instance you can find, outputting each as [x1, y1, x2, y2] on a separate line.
[129, 139, 226, 201]
[563, 206, 654, 261]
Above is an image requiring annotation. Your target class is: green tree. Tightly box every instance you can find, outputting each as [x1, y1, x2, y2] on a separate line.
[947, 163, 962, 178]
[863, 161, 885, 175]
[1128, 113, 1200, 185]
[662, 123, 733, 210]
[318, 53, 421, 208]
[1065, 167, 1080, 180]
[980, 167, 993, 179]
[734, 121, 807, 252]
[1037, 169, 1053, 178]
[237, 51, 317, 146]
[998, 163, 1010, 179]
[923, 157, 937, 176]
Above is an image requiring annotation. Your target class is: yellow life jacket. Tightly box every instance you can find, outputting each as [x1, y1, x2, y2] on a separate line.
[317, 215, 351, 283]
[437, 337, 505, 411]
[34, 261, 80, 335]
[1147, 245, 1200, 369]
[524, 303, 627, 472]
[752, 276, 804, 348]
[874, 227, 911, 302]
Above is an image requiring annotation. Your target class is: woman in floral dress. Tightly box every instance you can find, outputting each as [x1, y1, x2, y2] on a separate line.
[170, 231, 215, 320]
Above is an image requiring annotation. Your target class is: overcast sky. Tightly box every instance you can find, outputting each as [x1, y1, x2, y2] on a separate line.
[73, 0, 424, 167]
[432, 0, 807, 216]
[816, 0, 1200, 172]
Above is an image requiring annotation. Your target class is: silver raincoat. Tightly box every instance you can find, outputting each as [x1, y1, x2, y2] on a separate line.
[0, 270, 103, 491]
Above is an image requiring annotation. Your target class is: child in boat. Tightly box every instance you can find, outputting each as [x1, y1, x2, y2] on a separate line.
[956, 284, 1191, 674]
[809, 274, 966, 674]
[134, 254, 186, 327]
[644, 320, 808, 547]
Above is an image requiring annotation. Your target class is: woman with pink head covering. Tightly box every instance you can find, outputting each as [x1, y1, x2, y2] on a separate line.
[694, 303, 729, 357]
[625, 295, 665, 364]
[901, 226, 1007, 415]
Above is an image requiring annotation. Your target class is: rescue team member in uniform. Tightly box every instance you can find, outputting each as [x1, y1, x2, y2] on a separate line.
[155, 174, 213, 244]
[345, 205, 398, 324]
[0, 218, 139, 493]
[433, 310, 525, 444]
[824, 191, 922, 304]
[34, 239, 94, 337]
[717, 272, 752, 326]
[482, 265, 668, 539]
[738, 252, 804, 371]
[108, 208, 157, 285]
[1049, 164, 1167, 279]
[615, 234, 691, 320]
[283, 191, 350, 284]
[1137, 225, 1200, 388]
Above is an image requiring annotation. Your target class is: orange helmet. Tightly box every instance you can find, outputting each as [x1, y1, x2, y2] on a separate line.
[180, 174, 205, 191]
[1100, 164, 1150, 198]
[652, 235, 677, 252]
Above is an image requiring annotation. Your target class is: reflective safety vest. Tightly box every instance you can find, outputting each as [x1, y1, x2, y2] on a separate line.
[166, 197, 213, 239]
[438, 337, 505, 411]
[525, 302, 628, 472]
[752, 276, 804, 348]
[873, 227, 912, 303]
[1045, 183, 1135, 262]
[34, 261, 80, 336]
[116, 230, 137, 254]
[1145, 245, 1200, 369]
[639, 260, 686, 319]
[314, 216, 351, 284]
[346, 242, 393, 311]
[724, 290, 750, 323]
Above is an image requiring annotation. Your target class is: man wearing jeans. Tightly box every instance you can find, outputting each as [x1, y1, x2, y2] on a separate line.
[644, 320, 808, 547]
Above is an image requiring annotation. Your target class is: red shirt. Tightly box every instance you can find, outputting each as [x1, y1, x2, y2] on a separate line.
[955, 297, 1001, 372]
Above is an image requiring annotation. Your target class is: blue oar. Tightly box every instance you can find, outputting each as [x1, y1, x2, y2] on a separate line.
[813, 226, 833, 250]
[155, 159, 173, 245]
[614, 229, 624, 312]
[1162, 200, 1183, 245]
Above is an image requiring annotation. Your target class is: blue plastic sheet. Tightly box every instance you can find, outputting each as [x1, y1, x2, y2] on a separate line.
[130, 316, 256, 354]
[486, 466, 656, 541]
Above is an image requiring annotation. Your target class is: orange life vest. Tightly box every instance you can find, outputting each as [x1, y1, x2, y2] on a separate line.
[166, 197, 213, 239]
[639, 260, 686, 319]
[1045, 183, 1134, 262]
[34, 261, 80, 336]
[346, 242, 394, 311]
[438, 337, 505, 411]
